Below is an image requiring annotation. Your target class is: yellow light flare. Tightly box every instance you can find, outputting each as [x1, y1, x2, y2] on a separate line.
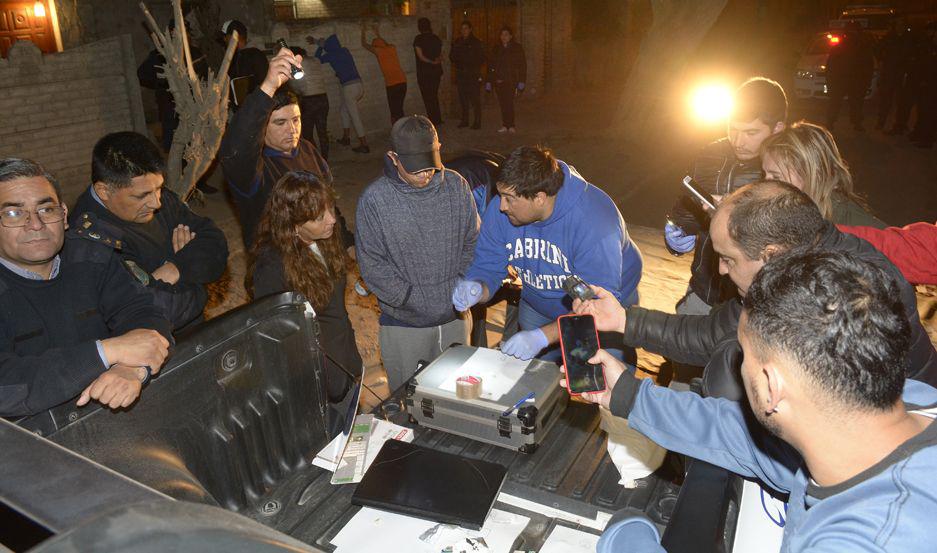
[33, 2, 46, 17]
[690, 84, 734, 125]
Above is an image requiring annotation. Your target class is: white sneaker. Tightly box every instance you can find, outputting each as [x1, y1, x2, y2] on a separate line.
[508, 127, 516, 133]
[497, 126, 508, 133]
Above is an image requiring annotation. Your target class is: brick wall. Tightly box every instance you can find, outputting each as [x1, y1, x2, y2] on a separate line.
[294, 0, 370, 19]
[0, 35, 148, 205]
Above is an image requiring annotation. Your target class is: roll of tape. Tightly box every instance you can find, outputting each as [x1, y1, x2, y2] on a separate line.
[456, 375, 482, 400]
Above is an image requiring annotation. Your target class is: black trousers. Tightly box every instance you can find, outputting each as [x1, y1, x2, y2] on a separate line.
[299, 93, 330, 160]
[495, 81, 516, 128]
[456, 74, 481, 126]
[826, 81, 866, 128]
[417, 71, 442, 124]
[385, 82, 407, 124]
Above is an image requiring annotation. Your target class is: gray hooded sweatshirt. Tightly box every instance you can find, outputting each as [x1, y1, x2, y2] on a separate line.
[356, 158, 479, 327]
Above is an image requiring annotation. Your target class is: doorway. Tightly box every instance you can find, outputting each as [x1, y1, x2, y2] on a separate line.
[0, 1, 56, 57]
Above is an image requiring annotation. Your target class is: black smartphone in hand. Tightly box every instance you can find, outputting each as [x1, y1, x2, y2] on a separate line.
[682, 175, 717, 211]
[557, 314, 606, 396]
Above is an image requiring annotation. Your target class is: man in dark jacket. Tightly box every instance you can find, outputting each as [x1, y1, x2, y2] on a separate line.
[0, 158, 171, 417]
[71, 132, 228, 332]
[665, 77, 786, 318]
[577, 181, 937, 400]
[486, 26, 526, 132]
[450, 21, 485, 129]
[222, 20, 269, 109]
[413, 18, 444, 125]
[826, 23, 874, 132]
[220, 46, 330, 248]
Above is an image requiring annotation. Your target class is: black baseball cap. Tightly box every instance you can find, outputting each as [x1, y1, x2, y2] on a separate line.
[391, 115, 443, 173]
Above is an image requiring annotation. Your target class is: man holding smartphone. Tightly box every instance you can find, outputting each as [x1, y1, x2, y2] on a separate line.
[452, 146, 643, 361]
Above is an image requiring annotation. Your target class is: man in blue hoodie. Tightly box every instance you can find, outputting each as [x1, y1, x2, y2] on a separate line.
[309, 33, 369, 154]
[582, 250, 937, 552]
[453, 146, 642, 361]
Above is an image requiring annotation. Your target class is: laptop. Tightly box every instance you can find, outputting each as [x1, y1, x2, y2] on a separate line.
[351, 439, 507, 530]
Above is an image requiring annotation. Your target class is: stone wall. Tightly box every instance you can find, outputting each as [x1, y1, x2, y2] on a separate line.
[0, 36, 148, 205]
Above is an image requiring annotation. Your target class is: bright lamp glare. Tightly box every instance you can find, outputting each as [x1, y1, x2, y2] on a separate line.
[33, 2, 46, 17]
[690, 85, 734, 124]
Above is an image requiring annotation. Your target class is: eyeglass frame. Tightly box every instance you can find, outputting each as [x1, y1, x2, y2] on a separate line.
[0, 205, 67, 228]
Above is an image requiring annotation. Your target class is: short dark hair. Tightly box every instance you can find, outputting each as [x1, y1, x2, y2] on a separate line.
[224, 20, 248, 40]
[498, 146, 564, 198]
[722, 180, 826, 260]
[271, 86, 299, 112]
[418, 18, 432, 33]
[461, 20, 472, 29]
[91, 131, 165, 189]
[731, 77, 787, 128]
[500, 25, 514, 37]
[0, 158, 62, 202]
[744, 250, 909, 411]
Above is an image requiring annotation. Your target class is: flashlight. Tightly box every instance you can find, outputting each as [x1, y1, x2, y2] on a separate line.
[276, 38, 305, 79]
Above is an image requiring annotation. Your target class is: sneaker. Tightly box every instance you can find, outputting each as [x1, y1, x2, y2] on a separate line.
[337, 137, 351, 146]
[508, 127, 516, 133]
[352, 145, 370, 154]
[497, 127, 508, 133]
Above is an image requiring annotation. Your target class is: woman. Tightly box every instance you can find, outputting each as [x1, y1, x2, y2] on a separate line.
[760, 121, 886, 227]
[249, 171, 362, 421]
[486, 26, 526, 133]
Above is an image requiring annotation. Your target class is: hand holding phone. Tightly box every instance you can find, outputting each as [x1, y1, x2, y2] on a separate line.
[557, 314, 606, 396]
[682, 176, 717, 211]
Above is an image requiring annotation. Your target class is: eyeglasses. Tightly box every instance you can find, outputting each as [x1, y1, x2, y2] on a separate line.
[0, 206, 66, 228]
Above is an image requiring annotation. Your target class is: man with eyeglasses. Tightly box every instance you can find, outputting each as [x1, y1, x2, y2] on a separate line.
[0, 158, 172, 417]
[355, 115, 479, 392]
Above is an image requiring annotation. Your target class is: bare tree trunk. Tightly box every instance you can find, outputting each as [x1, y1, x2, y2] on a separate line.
[614, 0, 728, 137]
[140, 0, 237, 201]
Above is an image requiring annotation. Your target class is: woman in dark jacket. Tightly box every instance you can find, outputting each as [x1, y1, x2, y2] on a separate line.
[248, 171, 362, 417]
[487, 26, 526, 133]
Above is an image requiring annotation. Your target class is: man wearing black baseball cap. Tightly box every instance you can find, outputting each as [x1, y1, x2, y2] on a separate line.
[355, 115, 479, 392]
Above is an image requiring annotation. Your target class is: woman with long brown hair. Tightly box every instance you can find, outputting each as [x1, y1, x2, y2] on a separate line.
[248, 171, 361, 417]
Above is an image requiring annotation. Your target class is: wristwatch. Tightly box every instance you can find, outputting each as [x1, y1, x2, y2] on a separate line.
[138, 365, 153, 386]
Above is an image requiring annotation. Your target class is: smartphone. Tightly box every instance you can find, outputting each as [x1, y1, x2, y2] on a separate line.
[682, 175, 717, 211]
[557, 314, 606, 396]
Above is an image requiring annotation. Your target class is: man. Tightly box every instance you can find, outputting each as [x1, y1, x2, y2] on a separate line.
[355, 116, 478, 392]
[586, 251, 937, 552]
[311, 33, 370, 154]
[222, 19, 269, 109]
[413, 18, 443, 125]
[826, 22, 874, 132]
[71, 132, 228, 331]
[577, 181, 937, 397]
[361, 23, 408, 124]
[449, 21, 485, 129]
[288, 46, 330, 160]
[220, 45, 329, 248]
[0, 158, 171, 417]
[453, 146, 642, 361]
[665, 77, 786, 316]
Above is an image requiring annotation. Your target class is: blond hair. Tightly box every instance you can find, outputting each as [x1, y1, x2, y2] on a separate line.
[760, 121, 867, 220]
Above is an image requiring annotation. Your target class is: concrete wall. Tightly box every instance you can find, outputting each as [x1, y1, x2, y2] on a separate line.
[0, 35, 148, 205]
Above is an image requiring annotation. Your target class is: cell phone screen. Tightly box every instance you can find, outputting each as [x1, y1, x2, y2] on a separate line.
[558, 315, 606, 395]
[682, 176, 717, 211]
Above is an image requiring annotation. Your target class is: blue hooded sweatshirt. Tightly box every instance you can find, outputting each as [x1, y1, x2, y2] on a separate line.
[465, 161, 642, 320]
[315, 34, 360, 85]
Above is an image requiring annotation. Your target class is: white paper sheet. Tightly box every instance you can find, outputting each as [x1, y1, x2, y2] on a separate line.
[312, 419, 414, 473]
[539, 525, 601, 553]
[438, 347, 530, 401]
[331, 507, 529, 553]
[496, 492, 611, 531]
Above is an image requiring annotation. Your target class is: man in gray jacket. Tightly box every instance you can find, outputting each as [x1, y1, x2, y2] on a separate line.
[356, 116, 479, 391]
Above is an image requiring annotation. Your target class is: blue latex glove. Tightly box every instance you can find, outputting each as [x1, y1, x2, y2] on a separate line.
[452, 279, 483, 312]
[500, 328, 548, 360]
[516, 82, 525, 91]
[485, 82, 492, 92]
[664, 222, 696, 254]
[597, 516, 662, 553]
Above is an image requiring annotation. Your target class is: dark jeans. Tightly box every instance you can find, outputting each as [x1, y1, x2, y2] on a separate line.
[299, 93, 330, 160]
[417, 71, 442, 124]
[877, 75, 901, 127]
[385, 82, 407, 124]
[826, 81, 867, 128]
[456, 74, 481, 126]
[495, 81, 516, 128]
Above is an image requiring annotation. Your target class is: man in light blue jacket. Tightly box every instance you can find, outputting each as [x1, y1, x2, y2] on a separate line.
[577, 250, 937, 552]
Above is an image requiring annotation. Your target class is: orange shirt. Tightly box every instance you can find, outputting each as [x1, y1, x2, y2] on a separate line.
[371, 40, 407, 86]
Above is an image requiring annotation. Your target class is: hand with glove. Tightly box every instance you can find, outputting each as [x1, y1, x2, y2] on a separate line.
[516, 82, 525, 91]
[596, 514, 661, 553]
[452, 279, 483, 312]
[500, 328, 548, 360]
[664, 221, 696, 254]
[485, 82, 492, 93]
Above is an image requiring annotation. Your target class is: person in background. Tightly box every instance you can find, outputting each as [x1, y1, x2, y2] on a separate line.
[361, 23, 408, 124]
[310, 33, 370, 154]
[288, 46, 331, 161]
[249, 171, 361, 427]
[71, 132, 228, 332]
[588, 250, 937, 552]
[221, 20, 268, 110]
[486, 26, 526, 133]
[450, 20, 486, 129]
[839, 221, 937, 285]
[0, 158, 171, 416]
[760, 121, 885, 227]
[825, 22, 874, 132]
[413, 18, 443, 125]
[875, 18, 913, 131]
[220, 46, 330, 248]
[355, 116, 478, 392]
